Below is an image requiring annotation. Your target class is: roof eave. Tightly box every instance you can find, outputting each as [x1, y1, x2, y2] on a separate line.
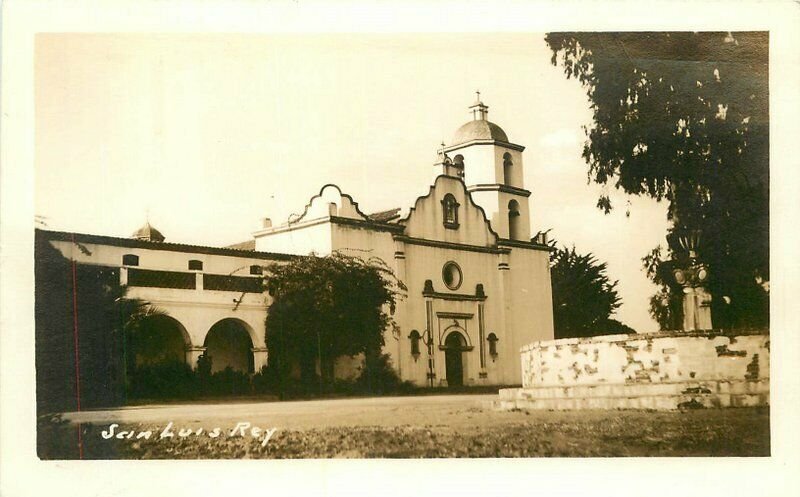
[443, 140, 525, 153]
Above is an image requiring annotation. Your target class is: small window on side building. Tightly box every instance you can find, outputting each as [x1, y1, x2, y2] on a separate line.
[188, 260, 203, 271]
[122, 254, 139, 266]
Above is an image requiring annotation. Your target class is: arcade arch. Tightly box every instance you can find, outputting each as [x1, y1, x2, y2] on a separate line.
[203, 318, 256, 373]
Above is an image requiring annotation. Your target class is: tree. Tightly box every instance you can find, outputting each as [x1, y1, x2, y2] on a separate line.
[545, 32, 769, 329]
[264, 252, 406, 387]
[34, 232, 163, 412]
[549, 243, 635, 338]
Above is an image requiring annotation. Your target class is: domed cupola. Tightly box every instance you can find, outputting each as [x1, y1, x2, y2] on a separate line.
[451, 93, 510, 145]
[131, 221, 165, 242]
[441, 93, 531, 241]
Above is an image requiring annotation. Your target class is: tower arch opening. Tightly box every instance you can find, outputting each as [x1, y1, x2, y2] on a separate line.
[453, 154, 465, 179]
[503, 152, 513, 186]
[508, 199, 521, 240]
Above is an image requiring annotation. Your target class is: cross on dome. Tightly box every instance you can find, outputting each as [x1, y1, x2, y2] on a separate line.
[451, 93, 510, 145]
[469, 90, 489, 121]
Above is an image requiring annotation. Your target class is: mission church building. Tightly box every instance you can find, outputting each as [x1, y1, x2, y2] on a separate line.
[38, 96, 555, 387]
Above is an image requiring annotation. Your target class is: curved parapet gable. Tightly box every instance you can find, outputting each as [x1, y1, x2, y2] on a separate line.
[399, 175, 500, 247]
[287, 184, 370, 225]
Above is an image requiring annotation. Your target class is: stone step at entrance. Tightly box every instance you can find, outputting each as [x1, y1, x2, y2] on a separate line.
[493, 379, 769, 411]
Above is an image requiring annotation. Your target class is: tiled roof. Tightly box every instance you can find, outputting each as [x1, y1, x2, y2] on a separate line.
[226, 239, 256, 251]
[367, 207, 401, 223]
[37, 229, 296, 261]
[452, 120, 509, 144]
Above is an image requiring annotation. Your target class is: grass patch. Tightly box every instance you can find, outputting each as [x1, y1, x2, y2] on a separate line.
[38, 406, 769, 459]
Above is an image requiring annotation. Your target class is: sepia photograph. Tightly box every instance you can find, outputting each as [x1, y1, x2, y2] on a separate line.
[32, 29, 771, 459]
[2, 1, 799, 496]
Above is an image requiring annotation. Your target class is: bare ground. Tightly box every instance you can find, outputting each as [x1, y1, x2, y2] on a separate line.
[38, 394, 770, 459]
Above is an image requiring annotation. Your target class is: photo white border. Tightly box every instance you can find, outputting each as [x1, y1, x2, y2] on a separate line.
[2, 1, 799, 496]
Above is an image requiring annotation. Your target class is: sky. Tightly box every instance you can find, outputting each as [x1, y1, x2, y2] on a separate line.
[35, 33, 669, 332]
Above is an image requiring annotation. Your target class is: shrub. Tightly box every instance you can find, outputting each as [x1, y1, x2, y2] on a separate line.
[127, 361, 197, 400]
[205, 367, 251, 396]
[354, 353, 413, 395]
[125, 354, 415, 401]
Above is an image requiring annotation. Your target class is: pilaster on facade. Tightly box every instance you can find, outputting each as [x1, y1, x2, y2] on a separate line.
[495, 250, 511, 369]
[252, 347, 269, 371]
[185, 346, 207, 370]
[477, 301, 488, 379]
[392, 238, 408, 378]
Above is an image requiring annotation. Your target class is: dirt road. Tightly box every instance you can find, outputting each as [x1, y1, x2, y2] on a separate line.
[62, 394, 503, 429]
[44, 395, 769, 458]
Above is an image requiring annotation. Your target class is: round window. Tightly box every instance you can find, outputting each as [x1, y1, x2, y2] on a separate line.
[442, 261, 463, 290]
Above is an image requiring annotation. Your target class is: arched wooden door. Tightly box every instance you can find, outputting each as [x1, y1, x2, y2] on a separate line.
[444, 332, 467, 387]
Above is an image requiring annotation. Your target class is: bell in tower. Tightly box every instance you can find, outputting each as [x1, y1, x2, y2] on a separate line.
[433, 143, 465, 180]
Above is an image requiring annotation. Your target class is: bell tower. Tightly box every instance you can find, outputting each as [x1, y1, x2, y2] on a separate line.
[442, 94, 532, 240]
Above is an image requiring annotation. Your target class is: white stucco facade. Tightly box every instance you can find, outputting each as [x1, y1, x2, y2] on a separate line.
[41, 233, 281, 373]
[253, 98, 555, 385]
[38, 97, 555, 386]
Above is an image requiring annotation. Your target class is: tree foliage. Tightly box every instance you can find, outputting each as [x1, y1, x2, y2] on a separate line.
[546, 32, 769, 329]
[264, 252, 406, 386]
[641, 246, 683, 331]
[35, 233, 161, 412]
[550, 243, 634, 338]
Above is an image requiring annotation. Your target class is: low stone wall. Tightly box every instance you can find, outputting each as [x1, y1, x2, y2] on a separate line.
[496, 330, 769, 411]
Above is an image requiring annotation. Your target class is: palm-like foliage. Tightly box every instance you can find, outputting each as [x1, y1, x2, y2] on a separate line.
[550, 243, 634, 338]
[35, 233, 168, 411]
